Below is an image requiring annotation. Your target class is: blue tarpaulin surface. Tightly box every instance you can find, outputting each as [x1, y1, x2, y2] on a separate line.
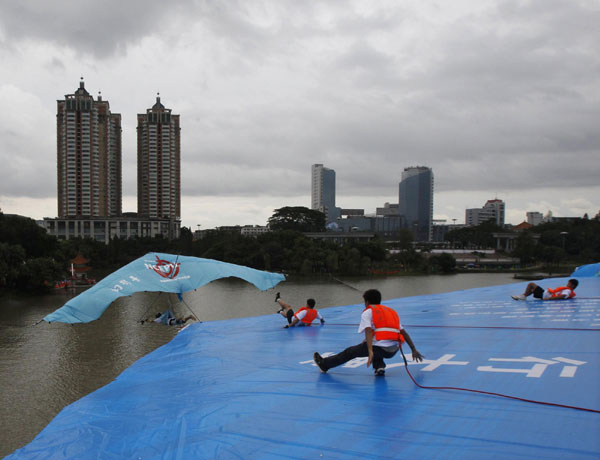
[7, 265, 600, 459]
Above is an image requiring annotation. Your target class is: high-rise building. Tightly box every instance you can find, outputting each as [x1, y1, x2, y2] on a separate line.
[466, 199, 505, 227]
[137, 96, 181, 219]
[311, 164, 339, 223]
[57, 79, 122, 217]
[398, 166, 434, 242]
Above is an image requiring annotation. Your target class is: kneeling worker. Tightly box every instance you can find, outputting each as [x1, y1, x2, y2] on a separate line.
[275, 292, 325, 328]
[313, 289, 423, 376]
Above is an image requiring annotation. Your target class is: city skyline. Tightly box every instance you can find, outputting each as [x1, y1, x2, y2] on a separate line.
[0, 1, 598, 230]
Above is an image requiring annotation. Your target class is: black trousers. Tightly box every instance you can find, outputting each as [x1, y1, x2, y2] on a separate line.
[321, 342, 398, 371]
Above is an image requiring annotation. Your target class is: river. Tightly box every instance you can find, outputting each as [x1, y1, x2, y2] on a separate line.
[0, 272, 517, 456]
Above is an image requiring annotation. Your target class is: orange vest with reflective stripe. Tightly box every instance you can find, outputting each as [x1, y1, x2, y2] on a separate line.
[548, 287, 576, 299]
[365, 304, 404, 342]
[295, 307, 318, 324]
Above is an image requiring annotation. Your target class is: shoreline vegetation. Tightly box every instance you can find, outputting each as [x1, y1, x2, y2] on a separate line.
[1, 209, 597, 293]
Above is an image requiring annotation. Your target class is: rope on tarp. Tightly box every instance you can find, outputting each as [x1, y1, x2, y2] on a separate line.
[398, 346, 600, 414]
[329, 275, 362, 292]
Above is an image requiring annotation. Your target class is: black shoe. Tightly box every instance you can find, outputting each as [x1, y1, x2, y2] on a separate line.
[313, 352, 327, 373]
[374, 368, 385, 376]
[274, 292, 281, 302]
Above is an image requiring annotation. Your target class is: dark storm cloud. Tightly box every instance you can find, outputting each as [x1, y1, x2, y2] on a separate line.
[0, 0, 193, 57]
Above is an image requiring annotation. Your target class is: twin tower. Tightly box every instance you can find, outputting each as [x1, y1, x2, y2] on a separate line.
[56, 79, 180, 221]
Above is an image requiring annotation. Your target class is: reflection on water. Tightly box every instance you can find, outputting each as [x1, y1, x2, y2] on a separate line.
[0, 273, 516, 456]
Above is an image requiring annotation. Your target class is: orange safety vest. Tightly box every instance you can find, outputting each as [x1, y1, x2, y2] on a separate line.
[547, 287, 576, 299]
[295, 307, 318, 324]
[364, 304, 405, 343]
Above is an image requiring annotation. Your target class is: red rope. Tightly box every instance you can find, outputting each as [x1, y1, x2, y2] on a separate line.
[322, 323, 600, 331]
[398, 347, 600, 414]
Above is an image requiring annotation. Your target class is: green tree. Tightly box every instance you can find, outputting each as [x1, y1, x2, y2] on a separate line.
[429, 253, 456, 273]
[0, 243, 26, 287]
[512, 232, 536, 266]
[268, 207, 326, 232]
[16, 257, 64, 291]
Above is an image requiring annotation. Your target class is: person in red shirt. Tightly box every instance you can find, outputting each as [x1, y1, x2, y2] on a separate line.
[313, 289, 423, 376]
[276, 292, 324, 327]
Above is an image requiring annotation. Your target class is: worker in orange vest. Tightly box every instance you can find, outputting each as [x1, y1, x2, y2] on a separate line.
[276, 292, 325, 327]
[313, 289, 423, 376]
[512, 278, 578, 301]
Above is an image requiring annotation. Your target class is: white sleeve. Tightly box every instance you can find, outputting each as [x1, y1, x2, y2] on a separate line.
[358, 309, 373, 334]
[295, 309, 307, 320]
[317, 311, 323, 320]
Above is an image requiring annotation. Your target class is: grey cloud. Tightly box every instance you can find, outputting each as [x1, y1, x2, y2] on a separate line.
[1, 1, 597, 222]
[0, 0, 194, 57]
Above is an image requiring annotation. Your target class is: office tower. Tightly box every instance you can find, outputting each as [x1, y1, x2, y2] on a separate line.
[398, 166, 434, 242]
[466, 199, 505, 226]
[137, 96, 181, 219]
[57, 79, 122, 217]
[311, 164, 339, 223]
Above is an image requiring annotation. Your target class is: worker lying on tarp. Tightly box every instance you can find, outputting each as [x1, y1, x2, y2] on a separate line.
[313, 289, 423, 377]
[512, 278, 578, 301]
[275, 292, 325, 328]
[143, 309, 195, 326]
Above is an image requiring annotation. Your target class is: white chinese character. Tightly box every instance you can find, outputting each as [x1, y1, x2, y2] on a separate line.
[478, 356, 586, 378]
[387, 354, 469, 371]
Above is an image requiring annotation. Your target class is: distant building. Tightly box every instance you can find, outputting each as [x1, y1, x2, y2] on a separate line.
[398, 166, 434, 242]
[44, 215, 180, 243]
[311, 164, 339, 223]
[57, 79, 122, 218]
[466, 199, 505, 227]
[526, 212, 543, 226]
[339, 209, 364, 217]
[431, 219, 464, 243]
[240, 225, 270, 237]
[335, 215, 373, 233]
[376, 203, 399, 216]
[137, 96, 181, 220]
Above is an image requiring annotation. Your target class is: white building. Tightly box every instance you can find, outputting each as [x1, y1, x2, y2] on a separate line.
[466, 199, 505, 227]
[44, 216, 180, 244]
[526, 212, 543, 226]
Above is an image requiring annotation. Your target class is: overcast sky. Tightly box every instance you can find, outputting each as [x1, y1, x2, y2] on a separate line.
[0, 0, 598, 230]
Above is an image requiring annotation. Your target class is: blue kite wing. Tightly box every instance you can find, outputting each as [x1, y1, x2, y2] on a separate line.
[43, 253, 285, 324]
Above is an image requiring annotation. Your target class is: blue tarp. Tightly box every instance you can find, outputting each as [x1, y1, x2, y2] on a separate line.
[8, 264, 600, 459]
[44, 253, 285, 324]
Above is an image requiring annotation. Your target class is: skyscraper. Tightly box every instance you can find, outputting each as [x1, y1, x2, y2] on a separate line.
[311, 164, 339, 223]
[137, 96, 181, 219]
[398, 166, 434, 242]
[56, 79, 122, 217]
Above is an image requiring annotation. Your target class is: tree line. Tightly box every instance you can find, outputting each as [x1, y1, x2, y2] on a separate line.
[446, 216, 600, 268]
[2, 208, 597, 291]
